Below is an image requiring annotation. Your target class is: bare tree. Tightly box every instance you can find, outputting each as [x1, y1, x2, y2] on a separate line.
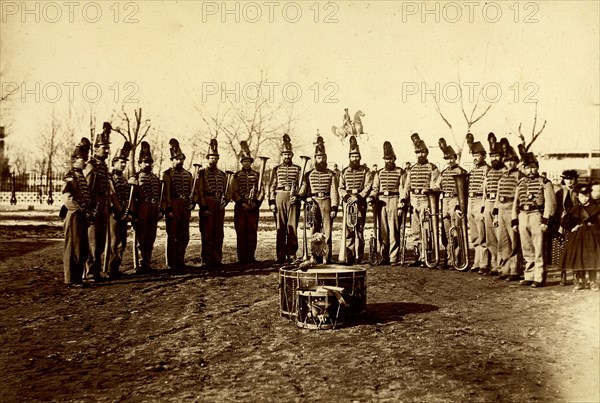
[193, 72, 298, 169]
[0, 49, 20, 131]
[417, 63, 492, 163]
[517, 102, 547, 150]
[146, 126, 168, 174]
[35, 110, 63, 189]
[6, 143, 28, 176]
[112, 106, 152, 176]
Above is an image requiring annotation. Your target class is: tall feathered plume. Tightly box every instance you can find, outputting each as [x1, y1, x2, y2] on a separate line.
[282, 133, 291, 144]
[488, 132, 497, 153]
[410, 133, 421, 147]
[517, 143, 528, 161]
[438, 137, 448, 153]
[349, 135, 358, 148]
[80, 137, 91, 154]
[240, 140, 251, 154]
[122, 141, 132, 155]
[140, 141, 150, 154]
[169, 138, 179, 149]
[466, 133, 474, 152]
[499, 137, 510, 155]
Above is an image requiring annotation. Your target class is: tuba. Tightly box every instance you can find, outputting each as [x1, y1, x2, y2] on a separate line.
[338, 199, 358, 264]
[448, 173, 470, 271]
[422, 189, 442, 269]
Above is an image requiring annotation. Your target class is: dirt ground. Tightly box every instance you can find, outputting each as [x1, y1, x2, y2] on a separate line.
[0, 216, 599, 402]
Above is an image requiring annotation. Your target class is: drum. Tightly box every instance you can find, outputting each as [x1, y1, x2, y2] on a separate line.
[279, 265, 367, 319]
[296, 288, 341, 330]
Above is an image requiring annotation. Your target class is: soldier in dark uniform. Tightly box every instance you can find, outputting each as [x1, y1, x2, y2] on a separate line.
[339, 136, 372, 264]
[511, 148, 557, 288]
[466, 133, 490, 273]
[231, 141, 263, 264]
[268, 134, 302, 263]
[401, 134, 440, 267]
[437, 138, 467, 269]
[129, 141, 162, 273]
[163, 138, 193, 271]
[298, 135, 339, 263]
[106, 141, 132, 278]
[481, 133, 507, 275]
[492, 141, 522, 281]
[84, 122, 111, 282]
[332, 164, 342, 189]
[371, 141, 405, 265]
[196, 139, 231, 268]
[62, 138, 93, 287]
[549, 169, 579, 284]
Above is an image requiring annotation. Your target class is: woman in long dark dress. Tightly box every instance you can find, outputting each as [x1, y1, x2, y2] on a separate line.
[559, 183, 600, 291]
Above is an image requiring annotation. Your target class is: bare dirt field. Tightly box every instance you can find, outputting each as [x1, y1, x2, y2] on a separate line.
[0, 216, 599, 402]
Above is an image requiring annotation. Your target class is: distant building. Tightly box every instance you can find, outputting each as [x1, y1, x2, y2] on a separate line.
[539, 150, 600, 183]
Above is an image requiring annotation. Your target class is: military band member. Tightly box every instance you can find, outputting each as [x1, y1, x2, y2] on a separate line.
[466, 133, 490, 273]
[481, 133, 506, 275]
[511, 148, 557, 288]
[437, 138, 467, 269]
[268, 134, 302, 263]
[492, 142, 522, 281]
[550, 169, 579, 283]
[370, 142, 404, 265]
[162, 138, 193, 271]
[106, 141, 132, 278]
[231, 141, 263, 264]
[85, 122, 111, 282]
[196, 139, 231, 268]
[298, 135, 339, 263]
[129, 141, 162, 273]
[401, 134, 440, 267]
[62, 138, 92, 287]
[339, 136, 372, 264]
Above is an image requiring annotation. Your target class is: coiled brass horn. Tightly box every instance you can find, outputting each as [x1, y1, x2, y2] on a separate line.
[422, 189, 442, 269]
[448, 173, 470, 271]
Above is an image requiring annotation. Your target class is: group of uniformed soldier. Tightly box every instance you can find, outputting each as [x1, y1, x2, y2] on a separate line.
[62, 123, 560, 289]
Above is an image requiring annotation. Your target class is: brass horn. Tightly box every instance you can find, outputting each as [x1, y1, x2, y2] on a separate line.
[422, 189, 442, 269]
[297, 155, 312, 262]
[448, 173, 470, 271]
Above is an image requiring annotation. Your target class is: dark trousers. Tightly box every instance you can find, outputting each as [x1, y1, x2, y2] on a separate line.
[108, 213, 128, 274]
[275, 192, 300, 261]
[200, 197, 225, 265]
[135, 202, 159, 269]
[63, 211, 89, 284]
[234, 203, 259, 262]
[166, 199, 191, 268]
[85, 200, 108, 279]
[343, 200, 367, 263]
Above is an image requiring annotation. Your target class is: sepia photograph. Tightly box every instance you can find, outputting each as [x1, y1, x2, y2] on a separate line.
[1, 1, 599, 401]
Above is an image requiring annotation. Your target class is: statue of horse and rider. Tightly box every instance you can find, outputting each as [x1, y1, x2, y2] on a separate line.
[332, 108, 367, 143]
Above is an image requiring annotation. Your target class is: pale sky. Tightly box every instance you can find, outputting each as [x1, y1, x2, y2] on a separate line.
[1, 0, 599, 169]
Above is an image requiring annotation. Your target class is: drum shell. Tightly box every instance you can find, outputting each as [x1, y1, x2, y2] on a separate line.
[296, 288, 340, 330]
[279, 265, 367, 319]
